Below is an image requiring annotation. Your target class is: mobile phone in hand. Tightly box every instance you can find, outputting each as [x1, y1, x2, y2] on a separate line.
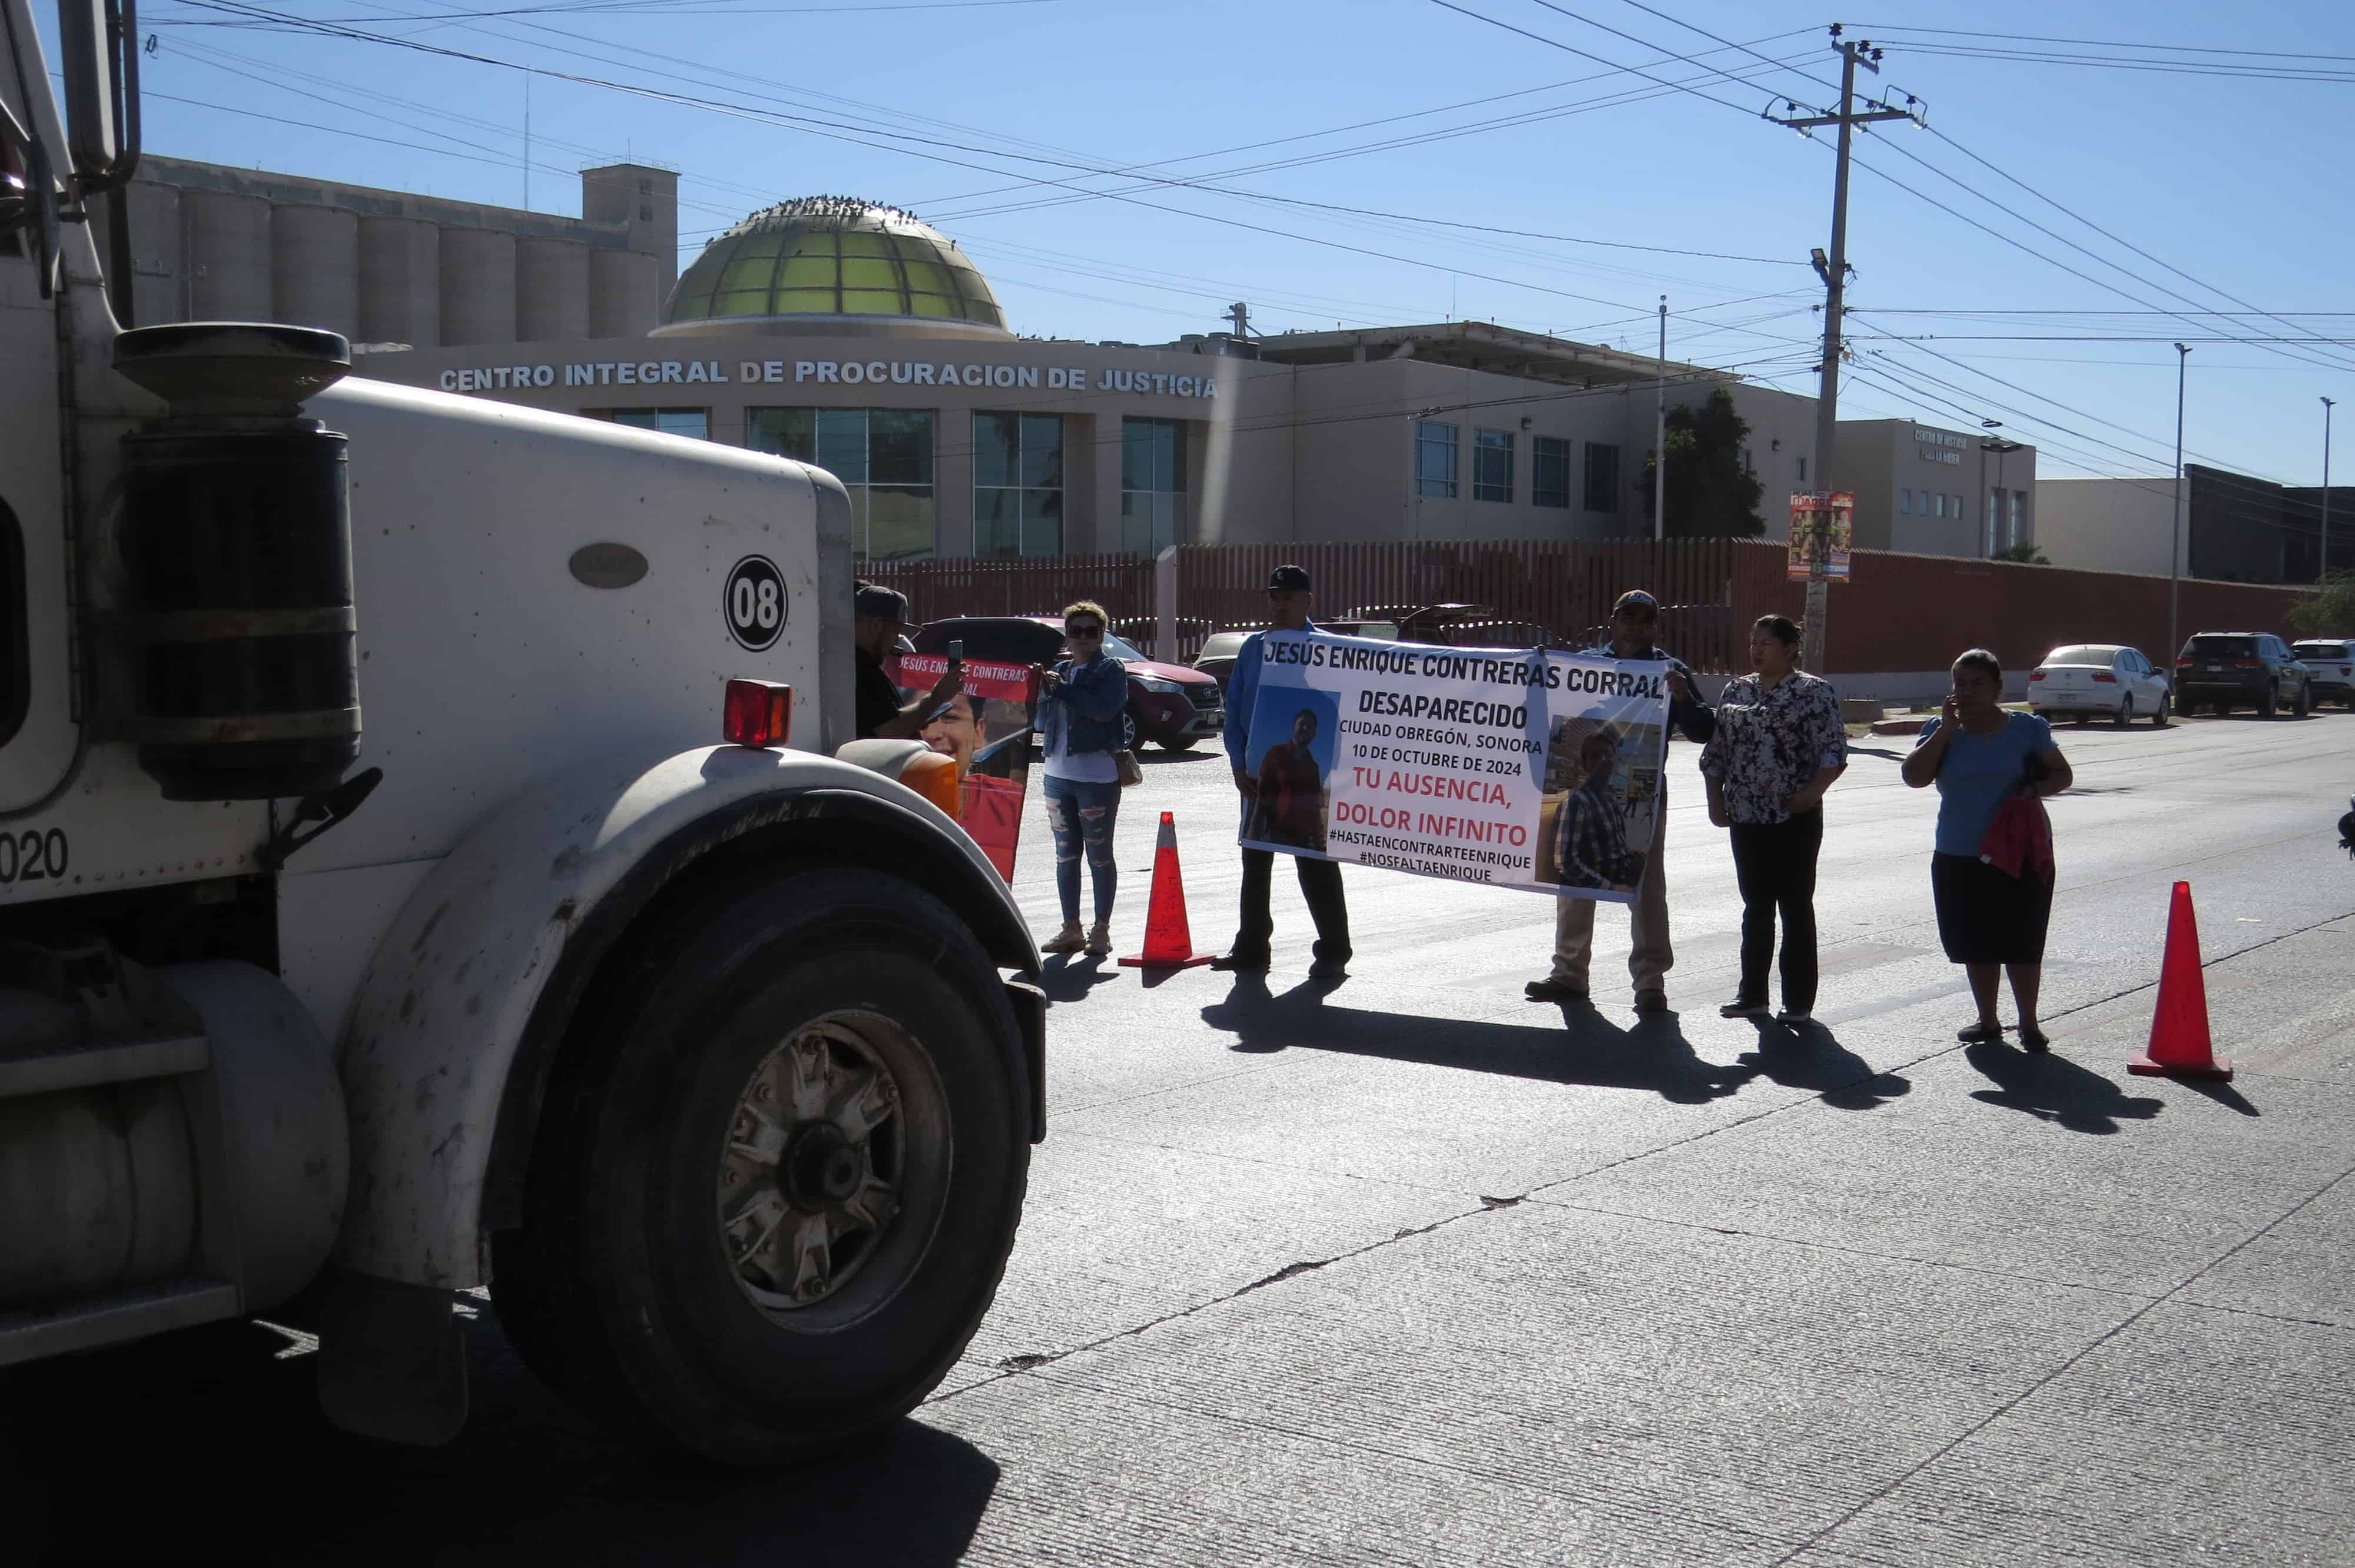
[947, 639, 964, 676]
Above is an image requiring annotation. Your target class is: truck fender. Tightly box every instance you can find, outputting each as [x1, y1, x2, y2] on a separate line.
[331, 743, 1037, 1290]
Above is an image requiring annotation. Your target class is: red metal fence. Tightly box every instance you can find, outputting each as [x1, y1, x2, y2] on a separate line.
[861, 554, 1156, 624]
[864, 540, 2314, 677]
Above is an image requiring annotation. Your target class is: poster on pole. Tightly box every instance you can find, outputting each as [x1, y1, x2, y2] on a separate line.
[1786, 491, 1855, 582]
[1236, 630, 1669, 903]
[890, 653, 1039, 884]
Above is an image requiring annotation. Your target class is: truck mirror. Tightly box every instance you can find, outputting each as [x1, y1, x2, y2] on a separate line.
[0, 101, 59, 299]
[58, 0, 139, 191]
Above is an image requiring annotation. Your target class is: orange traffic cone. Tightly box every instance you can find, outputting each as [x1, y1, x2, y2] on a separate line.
[2128, 881, 2232, 1081]
[1120, 811, 1213, 970]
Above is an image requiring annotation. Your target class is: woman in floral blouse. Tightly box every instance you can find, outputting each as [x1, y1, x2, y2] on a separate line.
[1700, 616, 1850, 1024]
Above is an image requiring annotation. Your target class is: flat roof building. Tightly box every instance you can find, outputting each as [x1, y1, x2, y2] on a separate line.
[111, 153, 2035, 567]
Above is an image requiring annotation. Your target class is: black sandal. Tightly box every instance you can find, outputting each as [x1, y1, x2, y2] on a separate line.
[1958, 1021, 2003, 1044]
[2018, 1025, 2051, 1054]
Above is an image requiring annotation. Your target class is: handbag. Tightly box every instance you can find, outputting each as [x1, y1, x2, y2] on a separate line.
[1115, 749, 1145, 788]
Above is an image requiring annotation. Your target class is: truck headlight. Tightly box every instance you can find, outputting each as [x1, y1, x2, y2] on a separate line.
[834, 739, 961, 820]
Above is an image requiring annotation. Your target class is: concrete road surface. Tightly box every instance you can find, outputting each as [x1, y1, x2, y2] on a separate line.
[7, 705, 2351, 1565]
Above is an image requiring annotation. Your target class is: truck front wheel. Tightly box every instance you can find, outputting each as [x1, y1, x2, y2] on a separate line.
[493, 869, 1029, 1466]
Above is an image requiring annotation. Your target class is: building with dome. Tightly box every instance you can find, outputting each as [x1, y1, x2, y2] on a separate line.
[105, 154, 2027, 563]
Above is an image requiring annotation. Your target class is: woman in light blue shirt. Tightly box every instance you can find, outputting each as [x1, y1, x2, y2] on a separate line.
[1902, 648, 2074, 1049]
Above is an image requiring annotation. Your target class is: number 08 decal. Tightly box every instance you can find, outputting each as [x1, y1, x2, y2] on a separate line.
[724, 555, 786, 652]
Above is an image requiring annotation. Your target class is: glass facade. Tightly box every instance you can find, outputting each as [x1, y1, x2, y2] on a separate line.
[666, 200, 1004, 329]
[1415, 420, 1458, 499]
[606, 407, 708, 440]
[1583, 442, 1620, 513]
[1473, 428, 1514, 503]
[1121, 418, 1188, 556]
[747, 406, 936, 560]
[1533, 436, 1570, 509]
[974, 411, 1065, 558]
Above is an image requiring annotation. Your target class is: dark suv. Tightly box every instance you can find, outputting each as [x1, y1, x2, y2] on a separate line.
[2174, 632, 2313, 717]
[913, 616, 1225, 750]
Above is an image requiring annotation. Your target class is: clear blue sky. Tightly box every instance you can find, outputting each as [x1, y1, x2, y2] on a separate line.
[105, 0, 2355, 486]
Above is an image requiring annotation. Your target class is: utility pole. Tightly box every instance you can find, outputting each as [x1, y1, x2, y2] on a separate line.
[1653, 295, 1667, 544]
[2170, 343, 2190, 665]
[1770, 29, 1919, 673]
[2323, 396, 2336, 580]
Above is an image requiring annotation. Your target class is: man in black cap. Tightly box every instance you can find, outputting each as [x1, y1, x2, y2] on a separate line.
[1214, 563, 1351, 979]
[853, 581, 961, 740]
[1527, 588, 1714, 1014]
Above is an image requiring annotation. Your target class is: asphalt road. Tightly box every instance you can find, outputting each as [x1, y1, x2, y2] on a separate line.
[8, 705, 2353, 1565]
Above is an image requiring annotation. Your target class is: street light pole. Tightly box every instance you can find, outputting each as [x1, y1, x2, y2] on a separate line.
[2323, 396, 2336, 580]
[2170, 343, 2190, 666]
[1654, 295, 1667, 544]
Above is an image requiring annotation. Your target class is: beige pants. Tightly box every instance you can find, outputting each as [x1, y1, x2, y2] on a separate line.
[1549, 810, 1673, 993]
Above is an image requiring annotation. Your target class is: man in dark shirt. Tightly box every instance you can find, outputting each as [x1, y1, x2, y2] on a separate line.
[854, 583, 960, 740]
[1528, 589, 1714, 1013]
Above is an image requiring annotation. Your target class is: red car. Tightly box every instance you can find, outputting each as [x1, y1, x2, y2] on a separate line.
[912, 616, 1226, 751]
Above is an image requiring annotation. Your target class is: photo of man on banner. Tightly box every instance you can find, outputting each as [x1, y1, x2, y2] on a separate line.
[1238, 626, 1669, 904]
[893, 651, 1040, 883]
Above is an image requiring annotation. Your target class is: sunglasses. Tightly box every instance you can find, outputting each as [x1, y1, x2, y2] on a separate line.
[1066, 623, 1104, 638]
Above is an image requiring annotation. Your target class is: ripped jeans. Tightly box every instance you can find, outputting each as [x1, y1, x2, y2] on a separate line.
[1041, 773, 1122, 925]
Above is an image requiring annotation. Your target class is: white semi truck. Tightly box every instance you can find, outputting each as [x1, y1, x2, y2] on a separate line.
[0, 0, 1043, 1464]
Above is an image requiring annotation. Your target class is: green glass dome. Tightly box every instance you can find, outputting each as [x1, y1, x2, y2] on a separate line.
[662, 197, 1007, 332]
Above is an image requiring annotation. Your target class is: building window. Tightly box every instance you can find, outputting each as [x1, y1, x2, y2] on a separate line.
[1121, 417, 1189, 557]
[1900, 488, 1913, 515]
[747, 406, 936, 560]
[973, 411, 1064, 558]
[1583, 441, 1621, 513]
[1933, 492, 1948, 519]
[1952, 494, 1963, 521]
[1532, 436, 1570, 509]
[604, 407, 708, 441]
[2008, 490, 2024, 548]
[1796, 454, 1807, 484]
[1473, 428, 1514, 503]
[1414, 420, 1458, 499]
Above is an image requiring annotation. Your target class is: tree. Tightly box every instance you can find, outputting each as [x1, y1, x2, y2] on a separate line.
[1994, 542, 2051, 564]
[2288, 569, 2355, 636]
[1636, 388, 1765, 537]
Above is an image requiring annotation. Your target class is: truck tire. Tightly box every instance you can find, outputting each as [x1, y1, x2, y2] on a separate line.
[493, 868, 1029, 1466]
[2260, 684, 2278, 719]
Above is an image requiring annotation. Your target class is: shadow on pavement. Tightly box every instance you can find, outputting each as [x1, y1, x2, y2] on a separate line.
[1964, 1039, 2165, 1134]
[1737, 1021, 1913, 1111]
[2, 1315, 1001, 1567]
[1201, 977, 1759, 1104]
[1038, 952, 1123, 1003]
[1135, 746, 1220, 766]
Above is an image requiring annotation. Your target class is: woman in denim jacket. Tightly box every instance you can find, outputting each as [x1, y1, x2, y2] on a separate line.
[1036, 600, 1131, 955]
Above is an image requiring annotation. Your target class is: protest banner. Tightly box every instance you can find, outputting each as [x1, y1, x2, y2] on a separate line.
[1786, 491, 1854, 582]
[891, 653, 1039, 883]
[1236, 630, 1669, 903]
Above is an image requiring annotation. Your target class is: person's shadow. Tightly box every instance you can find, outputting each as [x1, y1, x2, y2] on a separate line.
[1037, 951, 1122, 1003]
[1203, 978, 1759, 1105]
[1965, 1039, 2165, 1133]
[1737, 1021, 1912, 1110]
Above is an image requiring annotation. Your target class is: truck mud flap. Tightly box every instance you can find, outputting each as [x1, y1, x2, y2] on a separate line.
[1004, 977, 1047, 1144]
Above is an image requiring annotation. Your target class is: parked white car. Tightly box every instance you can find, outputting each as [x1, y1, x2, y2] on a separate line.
[2028, 643, 2172, 727]
[2290, 640, 2353, 708]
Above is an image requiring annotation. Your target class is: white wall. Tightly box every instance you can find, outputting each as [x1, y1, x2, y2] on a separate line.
[2035, 477, 2177, 576]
